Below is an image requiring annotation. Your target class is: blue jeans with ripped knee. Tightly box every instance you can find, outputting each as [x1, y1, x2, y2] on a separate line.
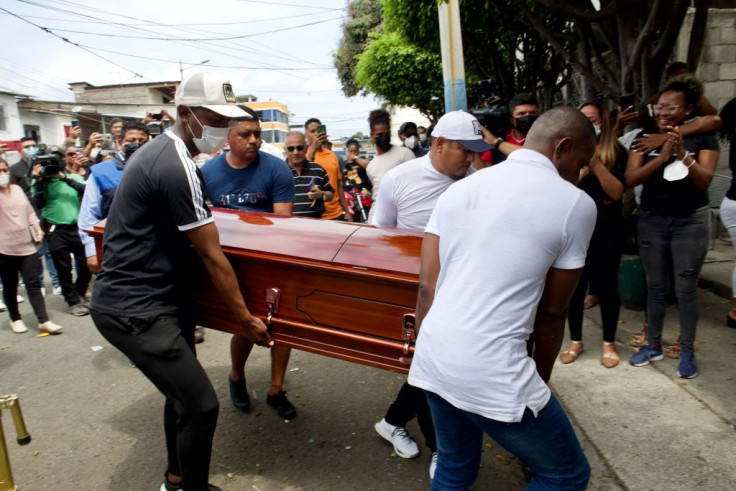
[637, 206, 709, 353]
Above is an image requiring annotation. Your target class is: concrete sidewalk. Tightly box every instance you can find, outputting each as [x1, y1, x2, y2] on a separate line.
[552, 236, 736, 490]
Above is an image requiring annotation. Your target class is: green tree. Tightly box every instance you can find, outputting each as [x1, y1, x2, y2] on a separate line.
[334, 0, 383, 98]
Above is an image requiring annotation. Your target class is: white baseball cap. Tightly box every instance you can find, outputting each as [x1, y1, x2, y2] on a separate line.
[175, 72, 250, 119]
[431, 110, 492, 152]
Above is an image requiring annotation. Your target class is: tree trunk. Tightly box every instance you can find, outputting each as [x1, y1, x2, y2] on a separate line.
[687, 0, 711, 72]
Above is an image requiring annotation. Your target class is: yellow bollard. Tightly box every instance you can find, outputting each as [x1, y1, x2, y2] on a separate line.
[0, 395, 32, 491]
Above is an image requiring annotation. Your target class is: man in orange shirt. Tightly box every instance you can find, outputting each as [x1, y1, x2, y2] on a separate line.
[305, 118, 353, 221]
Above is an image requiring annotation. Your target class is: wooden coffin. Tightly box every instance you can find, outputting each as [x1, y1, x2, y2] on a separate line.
[90, 209, 423, 374]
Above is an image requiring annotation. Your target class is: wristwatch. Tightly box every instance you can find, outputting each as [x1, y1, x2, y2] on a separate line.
[494, 137, 505, 147]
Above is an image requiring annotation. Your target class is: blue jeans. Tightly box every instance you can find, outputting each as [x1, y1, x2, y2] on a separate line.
[425, 391, 590, 491]
[37, 240, 59, 288]
[638, 207, 709, 353]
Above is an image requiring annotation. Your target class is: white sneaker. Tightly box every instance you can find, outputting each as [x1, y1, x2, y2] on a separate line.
[41, 287, 46, 297]
[52, 286, 62, 296]
[0, 300, 6, 312]
[10, 320, 28, 333]
[429, 451, 438, 479]
[374, 418, 420, 458]
[16, 295, 24, 303]
[39, 321, 63, 334]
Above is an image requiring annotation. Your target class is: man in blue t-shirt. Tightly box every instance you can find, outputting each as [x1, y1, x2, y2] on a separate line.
[201, 113, 298, 419]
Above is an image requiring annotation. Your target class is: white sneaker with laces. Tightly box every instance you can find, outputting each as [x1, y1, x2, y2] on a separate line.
[39, 321, 62, 334]
[429, 451, 438, 479]
[374, 418, 420, 458]
[10, 320, 28, 333]
[52, 286, 62, 296]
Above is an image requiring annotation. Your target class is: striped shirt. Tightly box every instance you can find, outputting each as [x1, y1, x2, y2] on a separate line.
[290, 161, 334, 218]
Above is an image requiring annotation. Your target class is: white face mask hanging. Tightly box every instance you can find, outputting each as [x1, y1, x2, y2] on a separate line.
[663, 159, 690, 181]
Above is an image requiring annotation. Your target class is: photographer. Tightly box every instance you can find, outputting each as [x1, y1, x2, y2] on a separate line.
[31, 147, 91, 316]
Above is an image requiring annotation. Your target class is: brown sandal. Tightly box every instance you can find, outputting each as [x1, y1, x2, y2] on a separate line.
[583, 294, 599, 309]
[600, 342, 620, 368]
[559, 341, 583, 364]
[630, 327, 648, 347]
[665, 336, 681, 359]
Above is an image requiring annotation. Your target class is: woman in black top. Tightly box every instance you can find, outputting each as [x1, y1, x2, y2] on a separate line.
[625, 76, 720, 379]
[560, 101, 626, 368]
[718, 98, 736, 328]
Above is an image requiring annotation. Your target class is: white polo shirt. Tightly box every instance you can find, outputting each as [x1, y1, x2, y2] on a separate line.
[372, 155, 456, 232]
[408, 149, 596, 423]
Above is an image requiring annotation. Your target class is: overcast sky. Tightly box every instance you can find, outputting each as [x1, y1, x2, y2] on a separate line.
[0, 0, 382, 138]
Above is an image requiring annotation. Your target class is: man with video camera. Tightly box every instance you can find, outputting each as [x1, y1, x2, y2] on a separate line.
[31, 147, 91, 316]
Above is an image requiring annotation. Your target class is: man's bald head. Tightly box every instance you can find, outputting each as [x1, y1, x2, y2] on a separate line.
[525, 106, 596, 183]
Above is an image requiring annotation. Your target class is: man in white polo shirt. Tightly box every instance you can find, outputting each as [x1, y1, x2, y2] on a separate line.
[372, 111, 492, 478]
[408, 106, 597, 489]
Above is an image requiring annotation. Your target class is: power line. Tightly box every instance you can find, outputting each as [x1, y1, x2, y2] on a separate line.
[45, 16, 347, 41]
[0, 7, 143, 78]
[235, 0, 341, 10]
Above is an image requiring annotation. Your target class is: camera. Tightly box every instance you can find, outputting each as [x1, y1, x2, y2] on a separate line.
[469, 78, 511, 137]
[31, 146, 65, 178]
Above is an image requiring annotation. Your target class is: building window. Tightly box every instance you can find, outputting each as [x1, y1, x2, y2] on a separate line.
[23, 125, 41, 142]
[0, 105, 6, 131]
[273, 130, 286, 143]
[262, 129, 273, 143]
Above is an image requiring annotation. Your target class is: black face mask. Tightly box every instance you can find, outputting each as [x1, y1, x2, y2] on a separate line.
[375, 133, 392, 151]
[123, 142, 141, 160]
[514, 115, 538, 136]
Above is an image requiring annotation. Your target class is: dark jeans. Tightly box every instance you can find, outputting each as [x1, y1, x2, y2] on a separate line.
[37, 240, 59, 288]
[91, 310, 219, 490]
[46, 223, 90, 306]
[425, 391, 589, 491]
[0, 253, 49, 323]
[385, 382, 436, 451]
[638, 207, 709, 353]
[568, 217, 623, 343]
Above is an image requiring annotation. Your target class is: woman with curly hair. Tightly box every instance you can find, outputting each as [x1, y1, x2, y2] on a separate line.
[626, 75, 720, 378]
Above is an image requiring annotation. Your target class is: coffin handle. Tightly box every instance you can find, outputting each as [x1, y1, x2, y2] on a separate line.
[401, 313, 416, 356]
[265, 287, 281, 330]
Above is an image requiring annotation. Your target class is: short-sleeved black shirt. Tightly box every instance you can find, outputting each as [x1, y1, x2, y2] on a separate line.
[639, 130, 719, 216]
[578, 145, 627, 223]
[90, 132, 213, 316]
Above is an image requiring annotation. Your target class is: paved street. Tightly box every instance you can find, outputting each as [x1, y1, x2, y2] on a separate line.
[1, 240, 735, 490]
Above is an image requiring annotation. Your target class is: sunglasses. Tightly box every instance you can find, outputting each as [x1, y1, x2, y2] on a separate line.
[66, 152, 77, 156]
[286, 145, 305, 152]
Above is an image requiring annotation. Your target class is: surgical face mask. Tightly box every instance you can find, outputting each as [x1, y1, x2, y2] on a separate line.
[0, 174, 9, 187]
[188, 111, 229, 155]
[419, 133, 427, 142]
[404, 136, 417, 150]
[375, 133, 392, 151]
[123, 142, 142, 160]
[24, 146, 39, 159]
[594, 125, 601, 137]
[663, 159, 690, 181]
[514, 115, 538, 136]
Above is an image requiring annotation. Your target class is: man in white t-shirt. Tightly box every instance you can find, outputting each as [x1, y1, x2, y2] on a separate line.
[408, 106, 597, 489]
[372, 111, 492, 478]
[364, 109, 415, 224]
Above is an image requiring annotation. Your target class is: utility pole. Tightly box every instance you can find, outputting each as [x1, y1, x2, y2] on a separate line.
[437, 0, 467, 112]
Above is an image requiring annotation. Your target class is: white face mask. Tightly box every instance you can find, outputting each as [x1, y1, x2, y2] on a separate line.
[663, 160, 689, 181]
[90, 148, 101, 160]
[404, 136, 417, 150]
[419, 133, 427, 142]
[188, 111, 229, 155]
[594, 125, 601, 137]
[0, 174, 9, 187]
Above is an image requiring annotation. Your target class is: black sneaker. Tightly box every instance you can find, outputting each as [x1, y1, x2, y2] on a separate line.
[68, 303, 89, 317]
[160, 478, 221, 491]
[229, 376, 251, 412]
[266, 390, 297, 420]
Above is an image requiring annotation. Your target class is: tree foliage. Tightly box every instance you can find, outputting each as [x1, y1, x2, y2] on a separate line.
[336, 0, 710, 120]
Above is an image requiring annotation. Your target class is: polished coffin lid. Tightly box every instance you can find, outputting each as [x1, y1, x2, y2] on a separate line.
[213, 208, 423, 276]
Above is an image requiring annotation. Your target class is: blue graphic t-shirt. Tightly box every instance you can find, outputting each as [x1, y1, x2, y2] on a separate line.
[201, 151, 295, 211]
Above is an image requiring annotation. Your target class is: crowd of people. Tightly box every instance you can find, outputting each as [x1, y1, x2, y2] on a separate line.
[1, 63, 734, 490]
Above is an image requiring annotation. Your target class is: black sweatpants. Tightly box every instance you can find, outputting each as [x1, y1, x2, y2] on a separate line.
[0, 252, 48, 323]
[91, 310, 219, 490]
[385, 381, 437, 451]
[46, 223, 91, 307]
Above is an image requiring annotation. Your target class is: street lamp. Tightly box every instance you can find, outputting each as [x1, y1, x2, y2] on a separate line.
[179, 59, 211, 80]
